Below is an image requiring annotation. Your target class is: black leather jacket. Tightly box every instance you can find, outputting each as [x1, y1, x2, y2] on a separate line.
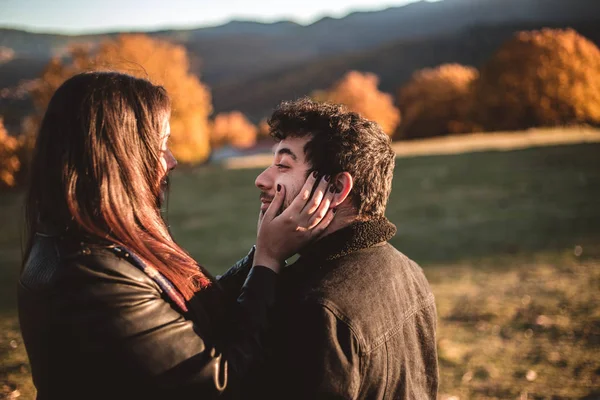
[18, 233, 265, 400]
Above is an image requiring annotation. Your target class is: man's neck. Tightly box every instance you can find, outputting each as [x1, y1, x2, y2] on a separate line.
[294, 212, 396, 263]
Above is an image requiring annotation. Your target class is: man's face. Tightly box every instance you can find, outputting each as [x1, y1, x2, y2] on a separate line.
[255, 136, 312, 217]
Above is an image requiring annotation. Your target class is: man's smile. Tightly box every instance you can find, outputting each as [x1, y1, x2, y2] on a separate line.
[260, 193, 273, 212]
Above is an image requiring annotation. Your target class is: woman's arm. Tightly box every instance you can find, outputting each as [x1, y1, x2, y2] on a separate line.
[58, 250, 276, 399]
[216, 246, 255, 301]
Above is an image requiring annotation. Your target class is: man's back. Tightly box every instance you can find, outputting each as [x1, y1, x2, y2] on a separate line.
[250, 217, 438, 400]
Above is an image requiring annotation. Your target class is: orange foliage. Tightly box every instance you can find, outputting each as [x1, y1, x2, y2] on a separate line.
[211, 111, 257, 149]
[0, 46, 15, 64]
[32, 44, 96, 110]
[397, 64, 480, 139]
[0, 119, 21, 189]
[313, 71, 400, 136]
[257, 118, 271, 140]
[32, 35, 213, 164]
[473, 28, 600, 131]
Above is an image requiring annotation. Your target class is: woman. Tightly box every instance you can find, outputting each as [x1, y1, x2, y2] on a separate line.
[17, 72, 335, 399]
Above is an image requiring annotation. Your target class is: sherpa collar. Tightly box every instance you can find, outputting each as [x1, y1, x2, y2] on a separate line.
[298, 217, 397, 262]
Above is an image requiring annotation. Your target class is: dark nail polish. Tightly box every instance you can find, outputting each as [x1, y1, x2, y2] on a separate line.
[277, 184, 281, 192]
[329, 185, 335, 193]
[333, 208, 337, 213]
[324, 175, 331, 182]
[336, 187, 342, 193]
[313, 171, 319, 178]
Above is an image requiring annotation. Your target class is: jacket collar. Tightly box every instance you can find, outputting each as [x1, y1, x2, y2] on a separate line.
[298, 216, 397, 262]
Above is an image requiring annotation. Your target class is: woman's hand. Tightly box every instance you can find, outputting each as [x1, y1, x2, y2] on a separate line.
[253, 173, 336, 272]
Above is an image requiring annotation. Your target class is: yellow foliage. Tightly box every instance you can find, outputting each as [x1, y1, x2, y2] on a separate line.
[312, 71, 400, 136]
[473, 28, 600, 131]
[0, 119, 21, 188]
[0, 46, 15, 64]
[32, 35, 213, 164]
[211, 111, 257, 149]
[397, 64, 480, 139]
[257, 118, 271, 140]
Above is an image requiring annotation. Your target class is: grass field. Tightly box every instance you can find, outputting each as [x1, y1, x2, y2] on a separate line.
[1, 143, 599, 399]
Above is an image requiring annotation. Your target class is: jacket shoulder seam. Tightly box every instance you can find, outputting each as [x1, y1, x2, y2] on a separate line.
[311, 298, 367, 397]
[69, 250, 161, 290]
[365, 292, 436, 354]
[311, 298, 366, 354]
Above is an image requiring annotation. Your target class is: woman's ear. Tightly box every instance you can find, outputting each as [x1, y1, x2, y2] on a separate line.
[331, 172, 353, 208]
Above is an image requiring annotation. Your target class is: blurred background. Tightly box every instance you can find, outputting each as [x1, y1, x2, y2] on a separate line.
[1, 0, 599, 399]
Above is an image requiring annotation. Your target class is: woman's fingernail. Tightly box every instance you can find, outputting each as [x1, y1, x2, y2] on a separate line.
[277, 184, 281, 192]
[333, 208, 337, 213]
[336, 187, 342, 193]
[313, 171, 319, 178]
[324, 175, 331, 182]
[329, 185, 335, 193]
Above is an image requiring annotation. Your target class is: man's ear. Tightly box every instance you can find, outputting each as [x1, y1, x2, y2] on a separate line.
[331, 172, 353, 208]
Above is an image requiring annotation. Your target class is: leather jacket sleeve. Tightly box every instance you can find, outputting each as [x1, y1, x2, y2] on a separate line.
[19, 244, 277, 399]
[217, 246, 255, 301]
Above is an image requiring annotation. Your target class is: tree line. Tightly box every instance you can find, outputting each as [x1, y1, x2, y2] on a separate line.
[1, 28, 599, 189]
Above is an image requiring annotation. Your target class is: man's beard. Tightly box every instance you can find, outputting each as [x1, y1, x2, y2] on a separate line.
[259, 190, 293, 217]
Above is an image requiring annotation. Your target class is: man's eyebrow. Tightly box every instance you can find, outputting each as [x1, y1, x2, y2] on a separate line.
[276, 147, 297, 161]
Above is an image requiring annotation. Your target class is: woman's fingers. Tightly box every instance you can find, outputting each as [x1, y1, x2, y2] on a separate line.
[286, 172, 319, 214]
[301, 175, 330, 215]
[306, 183, 335, 229]
[311, 208, 335, 237]
[282, 172, 334, 230]
[255, 177, 337, 267]
[263, 184, 285, 222]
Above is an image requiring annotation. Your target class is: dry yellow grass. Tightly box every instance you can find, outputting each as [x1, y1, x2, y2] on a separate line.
[2, 142, 598, 399]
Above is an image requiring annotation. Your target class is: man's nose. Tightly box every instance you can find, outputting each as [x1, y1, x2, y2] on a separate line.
[255, 167, 273, 191]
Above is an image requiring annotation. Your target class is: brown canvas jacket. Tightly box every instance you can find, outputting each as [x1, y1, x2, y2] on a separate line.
[247, 217, 439, 400]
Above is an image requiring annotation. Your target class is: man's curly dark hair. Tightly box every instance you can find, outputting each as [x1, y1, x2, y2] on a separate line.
[268, 97, 395, 219]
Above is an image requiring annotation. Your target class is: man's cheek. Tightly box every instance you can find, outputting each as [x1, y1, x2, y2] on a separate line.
[273, 190, 291, 217]
[283, 185, 300, 211]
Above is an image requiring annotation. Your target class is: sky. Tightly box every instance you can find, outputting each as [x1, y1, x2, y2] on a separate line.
[0, 0, 429, 35]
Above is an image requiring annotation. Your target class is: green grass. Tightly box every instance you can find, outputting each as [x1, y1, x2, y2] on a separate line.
[1, 143, 599, 399]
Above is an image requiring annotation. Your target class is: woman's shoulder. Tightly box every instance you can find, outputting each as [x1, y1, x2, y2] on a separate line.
[20, 234, 159, 293]
[70, 244, 158, 285]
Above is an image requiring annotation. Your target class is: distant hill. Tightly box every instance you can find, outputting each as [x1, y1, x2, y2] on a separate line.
[212, 19, 600, 121]
[158, 0, 600, 85]
[1, 0, 600, 123]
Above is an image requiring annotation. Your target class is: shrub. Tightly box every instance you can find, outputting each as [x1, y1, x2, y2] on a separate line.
[312, 71, 400, 136]
[473, 28, 600, 131]
[210, 111, 257, 149]
[31, 34, 213, 164]
[396, 64, 479, 139]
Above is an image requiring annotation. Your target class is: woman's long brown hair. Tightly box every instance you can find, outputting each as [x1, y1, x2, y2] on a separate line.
[23, 71, 210, 300]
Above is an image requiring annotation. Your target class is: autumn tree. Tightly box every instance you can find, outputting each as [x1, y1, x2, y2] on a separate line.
[210, 111, 257, 149]
[0, 119, 21, 189]
[257, 118, 271, 140]
[31, 35, 213, 164]
[312, 71, 400, 136]
[472, 28, 600, 131]
[0, 46, 15, 64]
[396, 64, 480, 139]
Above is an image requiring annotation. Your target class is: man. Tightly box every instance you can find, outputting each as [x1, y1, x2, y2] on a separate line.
[248, 98, 439, 399]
